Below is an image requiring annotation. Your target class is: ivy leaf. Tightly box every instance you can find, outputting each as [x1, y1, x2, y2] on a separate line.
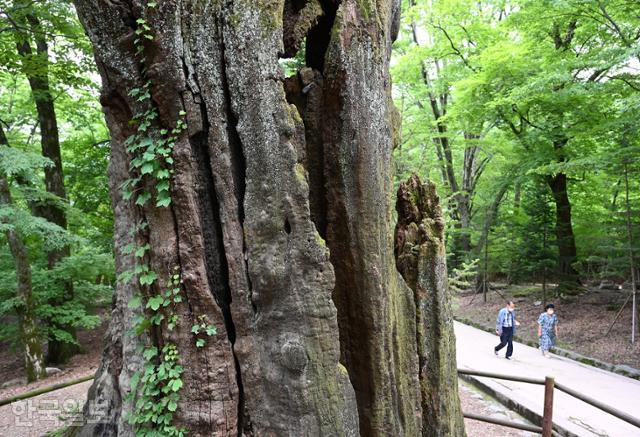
[138, 137, 154, 148]
[195, 339, 205, 348]
[156, 180, 170, 192]
[141, 163, 154, 175]
[135, 244, 150, 258]
[143, 347, 158, 360]
[135, 191, 151, 206]
[134, 263, 149, 274]
[118, 270, 135, 284]
[151, 313, 164, 325]
[156, 194, 171, 208]
[139, 270, 158, 286]
[130, 371, 141, 391]
[146, 295, 163, 311]
[122, 242, 135, 255]
[167, 400, 177, 412]
[190, 324, 200, 334]
[156, 169, 170, 179]
[205, 325, 217, 336]
[169, 379, 183, 392]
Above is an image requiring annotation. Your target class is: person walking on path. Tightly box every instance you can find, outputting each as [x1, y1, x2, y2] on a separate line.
[494, 301, 520, 360]
[538, 303, 559, 358]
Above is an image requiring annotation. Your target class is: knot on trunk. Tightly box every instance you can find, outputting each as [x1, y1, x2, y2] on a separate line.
[280, 339, 308, 373]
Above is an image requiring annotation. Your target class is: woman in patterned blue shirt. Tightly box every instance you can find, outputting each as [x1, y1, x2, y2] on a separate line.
[537, 304, 558, 358]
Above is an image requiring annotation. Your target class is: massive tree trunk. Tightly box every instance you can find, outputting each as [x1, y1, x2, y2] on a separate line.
[73, 1, 464, 435]
[14, 7, 78, 363]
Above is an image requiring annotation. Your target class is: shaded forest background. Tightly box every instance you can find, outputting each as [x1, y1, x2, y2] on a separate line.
[392, 0, 640, 297]
[0, 0, 638, 382]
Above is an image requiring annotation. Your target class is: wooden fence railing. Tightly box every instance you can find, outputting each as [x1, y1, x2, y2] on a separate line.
[459, 368, 640, 436]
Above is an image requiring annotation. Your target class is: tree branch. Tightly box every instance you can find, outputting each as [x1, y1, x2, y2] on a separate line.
[430, 22, 477, 72]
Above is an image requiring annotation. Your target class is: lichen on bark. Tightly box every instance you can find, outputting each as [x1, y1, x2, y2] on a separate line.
[395, 174, 466, 436]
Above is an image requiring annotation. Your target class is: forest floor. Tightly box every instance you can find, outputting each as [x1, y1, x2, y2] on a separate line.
[0, 310, 533, 436]
[453, 282, 640, 369]
[0, 375, 529, 436]
[0, 314, 107, 402]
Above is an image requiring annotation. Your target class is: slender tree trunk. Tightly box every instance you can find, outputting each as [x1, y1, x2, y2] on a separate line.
[407, 12, 480, 267]
[0, 128, 46, 383]
[623, 164, 637, 343]
[0, 180, 47, 383]
[473, 182, 509, 289]
[513, 181, 521, 210]
[457, 134, 486, 257]
[546, 172, 580, 290]
[72, 0, 464, 435]
[14, 7, 78, 363]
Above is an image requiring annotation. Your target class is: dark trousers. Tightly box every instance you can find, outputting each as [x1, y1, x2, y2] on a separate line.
[495, 326, 514, 358]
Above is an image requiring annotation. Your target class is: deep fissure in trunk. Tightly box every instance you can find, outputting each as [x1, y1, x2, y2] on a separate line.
[187, 55, 250, 431]
[74, 1, 464, 435]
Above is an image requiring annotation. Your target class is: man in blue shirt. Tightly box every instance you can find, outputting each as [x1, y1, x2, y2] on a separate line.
[494, 300, 520, 360]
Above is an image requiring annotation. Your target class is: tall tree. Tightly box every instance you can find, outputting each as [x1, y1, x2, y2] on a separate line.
[393, 0, 500, 265]
[72, 0, 464, 436]
[0, 124, 46, 382]
[7, 0, 79, 362]
[444, 0, 640, 291]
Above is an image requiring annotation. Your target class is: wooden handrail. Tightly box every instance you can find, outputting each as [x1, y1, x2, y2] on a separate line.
[0, 375, 95, 407]
[457, 368, 545, 385]
[554, 381, 640, 429]
[459, 367, 640, 435]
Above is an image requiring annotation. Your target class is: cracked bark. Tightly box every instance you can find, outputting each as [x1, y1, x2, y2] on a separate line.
[395, 175, 465, 436]
[73, 0, 463, 435]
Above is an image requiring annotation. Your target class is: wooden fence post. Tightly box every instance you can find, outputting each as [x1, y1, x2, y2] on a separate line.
[543, 376, 555, 437]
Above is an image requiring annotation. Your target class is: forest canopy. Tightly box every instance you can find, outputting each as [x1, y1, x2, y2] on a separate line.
[393, 0, 639, 293]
